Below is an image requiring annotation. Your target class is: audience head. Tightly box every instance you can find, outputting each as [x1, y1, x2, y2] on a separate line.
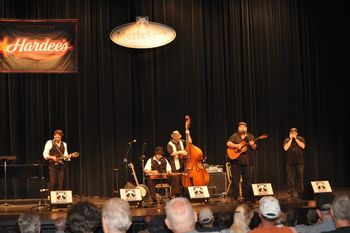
[165, 197, 197, 233]
[17, 212, 41, 233]
[275, 211, 286, 226]
[331, 194, 350, 227]
[147, 216, 168, 233]
[231, 204, 253, 233]
[306, 209, 319, 225]
[285, 209, 300, 227]
[315, 193, 335, 219]
[55, 217, 66, 232]
[102, 197, 131, 233]
[198, 207, 214, 227]
[66, 201, 101, 233]
[258, 196, 281, 222]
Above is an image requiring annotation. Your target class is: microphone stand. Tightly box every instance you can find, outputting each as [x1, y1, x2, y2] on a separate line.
[122, 141, 134, 186]
[140, 143, 147, 184]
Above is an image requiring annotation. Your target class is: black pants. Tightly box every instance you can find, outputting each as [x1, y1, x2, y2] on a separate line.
[230, 163, 253, 201]
[48, 164, 65, 191]
[287, 164, 304, 195]
[171, 169, 183, 197]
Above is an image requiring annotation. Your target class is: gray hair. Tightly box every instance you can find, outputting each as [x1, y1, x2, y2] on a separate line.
[332, 194, 350, 222]
[102, 197, 131, 233]
[18, 213, 41, 233]
[165, 197, 196, 232]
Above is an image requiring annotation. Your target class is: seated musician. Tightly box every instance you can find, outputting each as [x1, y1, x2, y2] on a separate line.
[143, 146, 173, 203]
[166, 130, 191, 197]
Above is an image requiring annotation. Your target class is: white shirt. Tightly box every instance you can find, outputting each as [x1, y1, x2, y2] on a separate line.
[43, 140, 68, 160]
[144, 156, 172, 173]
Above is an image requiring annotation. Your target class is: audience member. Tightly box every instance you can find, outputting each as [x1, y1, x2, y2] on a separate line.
[197, 207, 221, 232]
[138, 215, 169, 233]
[55, 217, 66, 233]
[221, 204, 252, 233]
[217, 213, 231, 230]
[304, 193, 336, 233]
[17, 212, 41, 233]
[324, 194, 350, 233]
[165, 197, 198, 233]
[102, 197, 132, 233]
[66, 200, 101, 233]
[249, 209, 261, 230]
[250, 196, 293, 233]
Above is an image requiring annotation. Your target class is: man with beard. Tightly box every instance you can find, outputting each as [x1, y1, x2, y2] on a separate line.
[226, 122, 257, 202]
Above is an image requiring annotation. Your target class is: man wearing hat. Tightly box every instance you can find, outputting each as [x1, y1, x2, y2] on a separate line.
[144, 146, 172, 203]
[250, 196, 293, 233]
[167, 130, 191, 197]
[227, 122, 257, 202]
[283, 127, 306, 200]
[303, 193, 336, 233]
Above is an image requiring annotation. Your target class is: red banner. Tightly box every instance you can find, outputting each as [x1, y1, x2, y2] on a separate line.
[0, 19, 78, 73]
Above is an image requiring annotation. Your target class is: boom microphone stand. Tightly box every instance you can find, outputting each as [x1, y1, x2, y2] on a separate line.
[122, 140, 136, 186]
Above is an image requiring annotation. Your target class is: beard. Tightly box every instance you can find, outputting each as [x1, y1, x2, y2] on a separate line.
[239, 129, 247, 134]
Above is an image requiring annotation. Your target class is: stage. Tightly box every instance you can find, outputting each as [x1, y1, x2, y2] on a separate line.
[0, 189, 320, 233]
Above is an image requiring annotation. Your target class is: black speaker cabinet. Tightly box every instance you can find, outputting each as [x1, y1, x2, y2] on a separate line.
[207, 172, 226, 196]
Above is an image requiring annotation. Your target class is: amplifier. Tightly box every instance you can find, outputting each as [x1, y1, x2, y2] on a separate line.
[207, 172, 226, 196]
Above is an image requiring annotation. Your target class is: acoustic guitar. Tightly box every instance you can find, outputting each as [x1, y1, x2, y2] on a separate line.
[49, 152, 79, 166]
[128, 163, 148, 198]
[227, 134, 267, 160]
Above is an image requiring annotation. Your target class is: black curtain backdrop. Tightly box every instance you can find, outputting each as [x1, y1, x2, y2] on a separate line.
[0, 0, 349, 198]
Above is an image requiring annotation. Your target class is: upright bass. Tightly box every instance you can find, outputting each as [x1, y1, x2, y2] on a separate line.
[181, 115, 209, 187]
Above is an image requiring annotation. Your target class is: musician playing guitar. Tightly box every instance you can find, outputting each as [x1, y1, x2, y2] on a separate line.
[43, 129, 70, 191]
[226, 122, 257, 202]
[143, 146, 173, 203]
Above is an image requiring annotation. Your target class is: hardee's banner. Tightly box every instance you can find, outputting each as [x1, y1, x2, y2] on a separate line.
[0, 19, 77, 73]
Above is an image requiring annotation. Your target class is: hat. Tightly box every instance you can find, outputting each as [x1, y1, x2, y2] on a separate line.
[238, 121, 247, 127]
[290, 127, 298, 132]
[316, 193, 335, 211]
[171, 130, 182, 139]
[154, 146, 165, 155]
[199, 207, 214, 225]
[259, 196, 281, 219]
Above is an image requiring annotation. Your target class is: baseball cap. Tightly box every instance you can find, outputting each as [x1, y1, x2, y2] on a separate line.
[199, 207, 214, 225]
[259, 196, 281, 219]
[316, 193, 335, 211]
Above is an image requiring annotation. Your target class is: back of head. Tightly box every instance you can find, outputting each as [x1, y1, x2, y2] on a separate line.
[198, 207, 214, 226]
[18, 212, 41, 233]
[316, 193, 335, 213]
[66, 201, 101, 233]
[332, 194, 350, 223]
[259, 196, 281, 221]
[55, 217, 66, 231]
[148, 216, 168, 233]
[102, 197, 131, 233]
[285, 209, 299, 227]
[165, 197, 197, 233]
[231, 204, 253, 233]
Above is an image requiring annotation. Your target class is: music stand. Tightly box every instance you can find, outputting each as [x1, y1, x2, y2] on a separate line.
[0, 156, 17, 206]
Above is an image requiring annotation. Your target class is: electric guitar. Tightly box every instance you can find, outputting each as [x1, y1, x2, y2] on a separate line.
[227, 134, 267, 160]
[49, 152, 79, 166]
[128, 163, 148, 198]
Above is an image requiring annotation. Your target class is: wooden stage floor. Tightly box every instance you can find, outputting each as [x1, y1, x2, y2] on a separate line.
[1, 187, 349, 233]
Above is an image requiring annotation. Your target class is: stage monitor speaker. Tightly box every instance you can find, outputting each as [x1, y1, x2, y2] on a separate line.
[311, 181, 332, 194]
[187, 186, 210, 202]
[252, 183, 274, 197]
[207, 172, 227, 197]
[50, 190, 73, 208]
[120, 188, 142, 207]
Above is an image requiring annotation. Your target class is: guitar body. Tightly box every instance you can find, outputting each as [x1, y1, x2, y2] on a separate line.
[49, 152, 79, 166]
[227, 141, 247, 160]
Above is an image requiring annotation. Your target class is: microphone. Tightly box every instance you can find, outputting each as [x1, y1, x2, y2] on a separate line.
[128, 139, 136, 144]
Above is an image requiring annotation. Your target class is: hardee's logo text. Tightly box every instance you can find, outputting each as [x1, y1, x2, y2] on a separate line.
[0, 37, 72, 60]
